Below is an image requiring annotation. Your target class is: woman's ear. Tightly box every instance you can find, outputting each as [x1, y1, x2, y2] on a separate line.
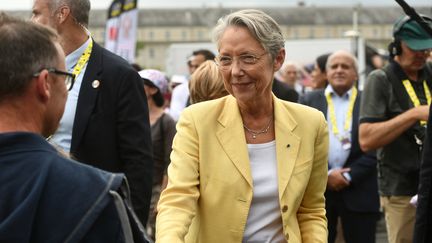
[273, 48, 286, 72]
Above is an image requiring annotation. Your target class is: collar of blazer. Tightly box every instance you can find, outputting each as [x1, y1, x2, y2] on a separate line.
[215, 95, 301, 198]
[70, 42, 102, 152]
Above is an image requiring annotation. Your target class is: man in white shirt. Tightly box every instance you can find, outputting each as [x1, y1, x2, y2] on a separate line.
[300, 50, 380, 243]
[169, 49, 215, 121]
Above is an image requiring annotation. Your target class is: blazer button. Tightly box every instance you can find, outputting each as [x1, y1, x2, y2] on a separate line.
[282, 205, 288, 212]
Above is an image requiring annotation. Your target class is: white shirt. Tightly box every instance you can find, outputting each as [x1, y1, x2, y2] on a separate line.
[325, 85, 353, 170]
[169, 82, 189, 121]
[243, 140, 286, 243]
[50, 38, 91, 152]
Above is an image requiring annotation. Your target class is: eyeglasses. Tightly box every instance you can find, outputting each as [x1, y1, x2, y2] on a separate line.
[215, 52, 268, 71]
[33, 68, 76, 91]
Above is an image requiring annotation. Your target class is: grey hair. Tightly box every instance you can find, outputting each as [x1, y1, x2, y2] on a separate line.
[212, 9, 285, 59]
[49, 0, 91, 27]
[0, 13, 59, 102]
[326, 50, 359, 73]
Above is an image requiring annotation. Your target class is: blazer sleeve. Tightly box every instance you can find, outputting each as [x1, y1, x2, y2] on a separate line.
[116, 69, 154, 225]
[162, 114, 177, 174]
[347, 151, 377, 185]
[297, 113, 329, 242]
[156, 108, 200, 243]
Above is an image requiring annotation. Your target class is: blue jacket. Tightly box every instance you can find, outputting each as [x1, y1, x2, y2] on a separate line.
[0, 132, 127, 243]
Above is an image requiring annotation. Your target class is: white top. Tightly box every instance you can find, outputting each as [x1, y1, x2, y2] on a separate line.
[169, 82, 189, 121]
[243, 140, 286, 243]
[50, 38, 91, 152]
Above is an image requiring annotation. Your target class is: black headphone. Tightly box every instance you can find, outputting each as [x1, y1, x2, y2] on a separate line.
[388, 14, 432, 57]
[388, 38, 402, 57]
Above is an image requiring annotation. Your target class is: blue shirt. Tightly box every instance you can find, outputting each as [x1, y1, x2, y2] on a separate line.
[50, 37, 91, 152]
[325, 85, 354, 170]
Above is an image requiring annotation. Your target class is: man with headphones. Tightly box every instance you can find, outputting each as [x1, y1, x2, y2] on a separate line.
[359, 15, 432, 243]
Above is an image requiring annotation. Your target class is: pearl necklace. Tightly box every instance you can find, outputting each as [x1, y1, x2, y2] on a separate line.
[243, 116, 273, 139]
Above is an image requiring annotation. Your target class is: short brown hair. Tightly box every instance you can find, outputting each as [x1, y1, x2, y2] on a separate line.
[0, 12, 59, 102]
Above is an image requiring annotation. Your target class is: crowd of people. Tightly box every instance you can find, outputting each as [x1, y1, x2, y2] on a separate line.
[1, 1, 432, 243]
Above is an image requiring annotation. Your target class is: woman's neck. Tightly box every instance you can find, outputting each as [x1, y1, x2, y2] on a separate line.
[149, 106, 165, 125]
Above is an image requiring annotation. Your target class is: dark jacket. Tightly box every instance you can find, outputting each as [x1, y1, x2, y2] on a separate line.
[0, 132, 139, 243]
[272, 78, 299, 102]
[414, 104, 432, 243]
[70, 42, 153, 224]
[299, 89, 379, 212]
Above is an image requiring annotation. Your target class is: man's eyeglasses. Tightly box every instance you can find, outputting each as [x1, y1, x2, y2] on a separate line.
[33, 68, 76, 91]
[215, 52, 268, 71]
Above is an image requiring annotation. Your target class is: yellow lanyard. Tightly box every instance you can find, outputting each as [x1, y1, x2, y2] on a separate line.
[402, 79, 431, 126]
[325, 87, 358, 140]
[72, 38, 93, 78]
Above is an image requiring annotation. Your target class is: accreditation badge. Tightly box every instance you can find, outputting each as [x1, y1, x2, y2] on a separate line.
[341, 137, 351, 150]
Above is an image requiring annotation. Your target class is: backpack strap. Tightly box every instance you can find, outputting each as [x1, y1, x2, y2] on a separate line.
[382, 63, 411, 111]
[110, 190, 135, 243]
[382, 62, 429, 145]
[117, 179, 153, 243]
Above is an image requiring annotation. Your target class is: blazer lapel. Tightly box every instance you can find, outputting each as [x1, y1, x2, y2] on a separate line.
[348, 93, 361, 157]
[318, 91, 328, 117]
[216, 97, 253, 187]
[70, 42, 103, 152]
[273, 97, 301, 199]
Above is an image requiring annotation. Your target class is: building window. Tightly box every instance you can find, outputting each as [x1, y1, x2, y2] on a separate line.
[325, 28, 331, 38]
[149, 31, 154, 40]
[197, 31, 203, 40]
[292, 29, 298, 39]
[149, 48, 155, 58]
[309, 28, 315, 38]
[182, 31, 187, 40]
[373, 28, 379, 38]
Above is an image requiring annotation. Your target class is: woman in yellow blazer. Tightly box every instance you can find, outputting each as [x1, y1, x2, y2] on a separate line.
[156, 9, 329, 243]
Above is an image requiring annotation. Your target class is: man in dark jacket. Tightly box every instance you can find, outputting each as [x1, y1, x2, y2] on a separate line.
[300, 50, 379, 243]
[31, 0, 153, 225]
[0, 13, 148, 243]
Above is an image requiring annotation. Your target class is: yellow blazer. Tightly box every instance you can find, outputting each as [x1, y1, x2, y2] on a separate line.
[156, 95, 328, 243]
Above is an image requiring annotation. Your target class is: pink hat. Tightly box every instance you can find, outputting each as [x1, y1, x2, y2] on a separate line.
[138, 69, 169, 94]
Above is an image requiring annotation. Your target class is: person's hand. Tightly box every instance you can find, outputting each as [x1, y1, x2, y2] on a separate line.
[411, 105, 429, 121]
[410, 194, 418, 207]
[327, 168, 351, 191]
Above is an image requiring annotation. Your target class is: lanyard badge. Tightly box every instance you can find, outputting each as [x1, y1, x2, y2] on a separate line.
[326, 87, 357, 151]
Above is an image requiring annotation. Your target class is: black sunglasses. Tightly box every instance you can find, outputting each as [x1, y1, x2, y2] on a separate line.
[33, 68, 76, 91]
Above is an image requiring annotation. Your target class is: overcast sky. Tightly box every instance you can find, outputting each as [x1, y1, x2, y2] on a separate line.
[0, 0, 429, 10]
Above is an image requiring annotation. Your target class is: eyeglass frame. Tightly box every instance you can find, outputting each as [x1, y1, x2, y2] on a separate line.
[32, 68, 76, 91]
[215, 52, 269, 71]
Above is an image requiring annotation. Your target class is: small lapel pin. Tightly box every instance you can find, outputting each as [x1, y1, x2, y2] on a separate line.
[92, 80, 100, 89]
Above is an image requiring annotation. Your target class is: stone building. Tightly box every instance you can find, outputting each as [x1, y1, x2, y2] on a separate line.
[7, 6, 431, 71]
